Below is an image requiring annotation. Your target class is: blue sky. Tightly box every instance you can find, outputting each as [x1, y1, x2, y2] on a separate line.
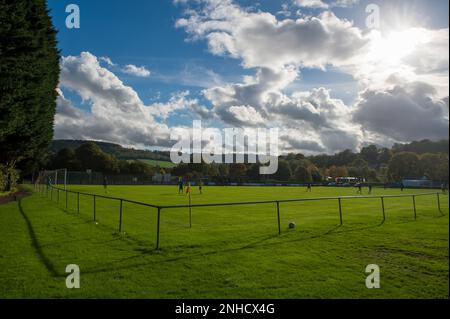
[48, 0, 449, 154]
[49, 0, 247, 103]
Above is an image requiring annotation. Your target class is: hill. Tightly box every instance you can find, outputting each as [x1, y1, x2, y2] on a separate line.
[392, 139, 449, 154]
[130, 159, 177, 168]
[51, 140, 171, 161]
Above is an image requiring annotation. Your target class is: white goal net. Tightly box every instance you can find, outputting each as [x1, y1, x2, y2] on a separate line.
[36, 168, 67, 190]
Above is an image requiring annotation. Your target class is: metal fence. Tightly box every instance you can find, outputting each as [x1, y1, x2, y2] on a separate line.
[34, 182, 445, 250]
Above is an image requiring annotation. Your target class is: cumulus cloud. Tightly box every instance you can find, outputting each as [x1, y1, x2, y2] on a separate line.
[353, 81, 449, 142]
[203, 65, 360, 152]
[122, 64, 151, 77]
[148, 91, 212, 120]
[281, 135, 326, 153]
[55, 1, 449, 156]
[56, 52, 204, 148]
[55, 89, 84, 119]
[172, 0, 370, 154]
[176, 0, 368, 71]
[344, 28, 449, 95]
[176, 0, 448, 94]
[294, 0, 329, 9]
[404, 31, 449, 74]
[174, 0, 449, 154]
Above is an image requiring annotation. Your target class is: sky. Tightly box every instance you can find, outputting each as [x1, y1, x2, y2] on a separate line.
[47, 0, 449, 155]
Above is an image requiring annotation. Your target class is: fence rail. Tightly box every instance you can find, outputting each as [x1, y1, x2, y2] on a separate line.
[35, 183, 445, 250]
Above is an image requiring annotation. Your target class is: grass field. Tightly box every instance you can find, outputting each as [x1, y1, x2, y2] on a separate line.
[0, 185, 448, 298]
[131, 159, 177, 168]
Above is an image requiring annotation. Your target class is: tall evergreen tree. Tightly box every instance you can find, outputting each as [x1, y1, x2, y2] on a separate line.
[0, 0, 60, 176]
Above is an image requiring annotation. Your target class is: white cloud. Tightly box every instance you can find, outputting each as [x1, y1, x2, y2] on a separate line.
[331, 0, 359, 7]
[176, 0, 448, 94]
[56, 52, 205, 148]
[148, 91, 211, 120]
[122, 64, 151, 77]
[55, 1, 449, 155]
[295, 0, 328, 9]
[227, 105, 266, 126]
[294, 0, 359, 9]
[344, 28, 449, 95]
[99, 56, 115, 66]
[175, 0, 449, 153]
[203, 65, 362, 152]
[176, 2, 368, 71]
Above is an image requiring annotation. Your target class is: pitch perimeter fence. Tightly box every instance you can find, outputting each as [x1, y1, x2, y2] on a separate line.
[34, 182, 445, 250]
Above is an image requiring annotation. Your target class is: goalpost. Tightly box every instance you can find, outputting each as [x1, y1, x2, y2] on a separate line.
[38, 168, 68, 190]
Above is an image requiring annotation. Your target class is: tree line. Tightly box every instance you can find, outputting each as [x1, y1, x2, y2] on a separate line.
[171, 149, 448, 183]
[47, 142, 157, 177]
[46, 140, 449, 184]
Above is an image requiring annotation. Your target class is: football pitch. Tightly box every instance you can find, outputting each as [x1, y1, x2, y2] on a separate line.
[0, 185, 448, 298]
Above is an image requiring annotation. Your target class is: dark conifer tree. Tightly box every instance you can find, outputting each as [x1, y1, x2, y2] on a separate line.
[0, 0, 60, 177]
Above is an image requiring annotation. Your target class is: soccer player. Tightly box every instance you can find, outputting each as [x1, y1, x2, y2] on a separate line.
[306, 183, 312, 192]
[198, 180, 203, 194]
[400, 182, 404, 192]
[103, 176, 108, 193]
[368, 184, 373, 194]
[357, 183, 362, 194]
[178, 178, 184, 194]
[186, 182, 192, 195]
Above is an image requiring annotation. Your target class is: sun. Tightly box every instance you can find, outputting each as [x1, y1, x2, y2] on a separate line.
[368, 29, 423, 65]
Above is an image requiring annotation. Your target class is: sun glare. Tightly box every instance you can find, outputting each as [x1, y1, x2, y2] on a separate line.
[368, 27, 428, 67]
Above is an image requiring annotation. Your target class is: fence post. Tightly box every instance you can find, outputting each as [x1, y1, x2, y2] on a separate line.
[119, 199, 123, 233]
[77, 192, 80, 214]
[93, 195, 96, 221]
[338, 198, 343, 225]
[276, 201, 281, 235]
[437, 193, 442, 214]
[412, 195, 417, 220]
[381, 197, 385, 222]
[156, 207, 161, 250]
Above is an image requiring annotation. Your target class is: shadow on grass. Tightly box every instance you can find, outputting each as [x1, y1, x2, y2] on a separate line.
[31, 195, 448, 277]
[83, 212, 439, 276]
[17, 200, 62, 278]
[80, 221, 388, 275]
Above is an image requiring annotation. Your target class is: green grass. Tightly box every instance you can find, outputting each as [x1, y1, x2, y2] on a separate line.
[131, 159, 177, 168]
[0, 185, 448, 298]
